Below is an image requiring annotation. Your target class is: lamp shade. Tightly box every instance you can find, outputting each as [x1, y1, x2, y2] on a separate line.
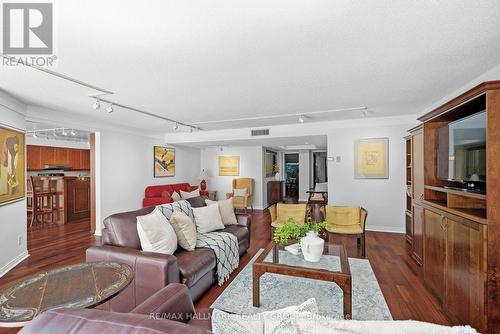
[199, 169, 209, 180]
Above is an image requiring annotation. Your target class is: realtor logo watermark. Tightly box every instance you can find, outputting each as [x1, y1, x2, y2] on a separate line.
[2, 2, 56, 67]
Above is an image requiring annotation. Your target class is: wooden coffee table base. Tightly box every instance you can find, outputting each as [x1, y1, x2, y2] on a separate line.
[252, 243, 352, 320]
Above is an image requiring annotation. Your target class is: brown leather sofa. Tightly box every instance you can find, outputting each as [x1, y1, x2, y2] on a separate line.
[86, 204, 251, 312]
[20, 284, 213, 334]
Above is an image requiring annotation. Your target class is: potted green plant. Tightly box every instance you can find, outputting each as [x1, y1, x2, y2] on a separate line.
[273, 217, 328, 262]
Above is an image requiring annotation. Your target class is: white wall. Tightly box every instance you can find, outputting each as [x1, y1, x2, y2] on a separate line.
[327, 123, 412, 233]
[0, 91, 29, 277]
[298, 150, 311, 201]
[200, 146, 264, 209]
[96, 130, 200, 234]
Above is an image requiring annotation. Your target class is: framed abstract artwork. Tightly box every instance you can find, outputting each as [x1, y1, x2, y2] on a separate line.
[354, 138, 389, 179]
[154, 146, 175, 177]
[218, 156, 240, 176]
[0, 124, 25, 205]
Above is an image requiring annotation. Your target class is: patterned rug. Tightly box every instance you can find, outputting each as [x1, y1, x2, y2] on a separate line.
[211, 249, 392, 321]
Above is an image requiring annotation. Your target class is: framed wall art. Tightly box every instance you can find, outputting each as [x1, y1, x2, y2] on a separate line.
[154, 146, 175, 177]
[0, 124, 25, 205]
[354, 138, 389, 179]
[218, 156, 240, 176]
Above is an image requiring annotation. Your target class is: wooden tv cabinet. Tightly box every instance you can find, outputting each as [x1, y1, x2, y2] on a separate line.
[410, 81, 500, 334]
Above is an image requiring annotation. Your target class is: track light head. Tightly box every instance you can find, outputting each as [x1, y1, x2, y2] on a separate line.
[71, 129, 76, 136]
[93, 99, 101, 110]
[62, 129, 68, 136]
[106, 103, 114, 113]
[298, 115, 305, 123]
[361, 110, 368, 117]
[173, 122, 179, 130]
[33, 132, 38, 138]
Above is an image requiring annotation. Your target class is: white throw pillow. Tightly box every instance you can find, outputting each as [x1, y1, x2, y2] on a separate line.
[180, 188, 200, 199]
[169, 211, 197, 251]
[192, 203, 225, 233]
[171, 191, 181, 202]
[137, 207, 177, 254]
[233, 188, 247, 197]
[206, 198, 238, 225]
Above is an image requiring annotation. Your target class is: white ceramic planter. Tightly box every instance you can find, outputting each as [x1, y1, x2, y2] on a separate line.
[300, 231, 324, 262]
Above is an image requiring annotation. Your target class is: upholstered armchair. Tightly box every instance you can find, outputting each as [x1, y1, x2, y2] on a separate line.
[324, 206, 368, 256]
[269, 203, 308, 239]
[226, 178, 254, 213]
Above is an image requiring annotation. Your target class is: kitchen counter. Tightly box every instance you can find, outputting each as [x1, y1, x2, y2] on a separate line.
[34, 176, 90, 224]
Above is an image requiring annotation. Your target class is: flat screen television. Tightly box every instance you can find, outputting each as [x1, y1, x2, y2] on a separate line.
[437, 111, 487, 183]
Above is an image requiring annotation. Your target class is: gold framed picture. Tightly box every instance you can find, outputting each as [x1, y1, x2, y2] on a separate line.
[0, 124, 25, 205]
[154, 146, 175, 177]
[354, 138, 389, 179]
[218, 156, 240, 176]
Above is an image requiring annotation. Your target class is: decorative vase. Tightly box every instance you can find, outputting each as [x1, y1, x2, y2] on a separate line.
[275, 172, 280, 180]
[300, 231, 324, 262]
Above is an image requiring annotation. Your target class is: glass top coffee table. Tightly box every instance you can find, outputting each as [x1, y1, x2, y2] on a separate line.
[0, 262, 133, 327]
[253, 242, 352, 319]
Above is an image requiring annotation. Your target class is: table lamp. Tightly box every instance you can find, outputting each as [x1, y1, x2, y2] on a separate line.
[199, 169, 209, 191]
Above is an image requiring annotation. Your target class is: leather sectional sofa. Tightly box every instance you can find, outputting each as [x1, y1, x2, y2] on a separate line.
[20, 284, 213, 333]
[86, 202, 251, 312]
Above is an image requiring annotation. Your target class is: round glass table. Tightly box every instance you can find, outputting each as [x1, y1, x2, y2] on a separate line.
[0, 262, 133, 327]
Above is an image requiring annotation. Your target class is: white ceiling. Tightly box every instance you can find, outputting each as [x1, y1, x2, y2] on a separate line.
[1, 1, 500, 132]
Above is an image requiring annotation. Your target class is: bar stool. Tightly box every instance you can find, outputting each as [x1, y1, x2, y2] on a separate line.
[27, 176, 56, 227]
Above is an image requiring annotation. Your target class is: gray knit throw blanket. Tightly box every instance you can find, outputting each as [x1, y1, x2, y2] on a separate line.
[196, 231, 239, 285]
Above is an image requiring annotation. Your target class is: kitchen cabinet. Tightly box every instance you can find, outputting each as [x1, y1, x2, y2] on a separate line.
[40, 146, 55, 167]
[27, 145, 42, 170]
[27, 145, 90, 171]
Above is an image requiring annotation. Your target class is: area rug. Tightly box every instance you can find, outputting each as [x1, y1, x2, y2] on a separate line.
[211, 249, 392, 321]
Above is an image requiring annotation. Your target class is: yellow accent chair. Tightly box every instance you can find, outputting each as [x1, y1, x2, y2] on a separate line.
[324, 206, 368, 256]
[226, 178, 254, 213]
[269, 203, 308, 239]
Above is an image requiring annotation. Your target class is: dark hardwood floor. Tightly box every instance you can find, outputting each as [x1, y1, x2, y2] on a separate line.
[0, 210, 452, 333]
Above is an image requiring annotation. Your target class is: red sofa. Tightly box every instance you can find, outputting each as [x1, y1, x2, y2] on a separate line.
[143, 183, 201, 207]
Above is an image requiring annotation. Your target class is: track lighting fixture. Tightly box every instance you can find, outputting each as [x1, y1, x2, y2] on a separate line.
[33, 131, 38, 138]
[173, 122, 179, 130]
[106, 103, 114, 113]
[298, 115, 305, 123]
[62, 129, 68, 136]
[93, 99, 101, 110]
[71, 129, 76, 136]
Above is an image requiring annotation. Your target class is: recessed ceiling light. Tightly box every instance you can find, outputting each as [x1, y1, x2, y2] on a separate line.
[93, 99, 100, 110]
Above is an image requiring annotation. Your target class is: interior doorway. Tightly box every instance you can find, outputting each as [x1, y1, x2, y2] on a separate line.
[284, 153, 299, 203]
[25, 123, 96, 245]
[312, 151, 328, 186]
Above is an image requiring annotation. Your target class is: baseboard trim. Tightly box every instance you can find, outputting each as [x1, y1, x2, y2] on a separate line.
[365, 226, 405, 234]
[0, 250, 29, 278]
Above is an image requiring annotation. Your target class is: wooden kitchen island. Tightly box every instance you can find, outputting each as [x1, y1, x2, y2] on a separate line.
[32, 176, 91, 225]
